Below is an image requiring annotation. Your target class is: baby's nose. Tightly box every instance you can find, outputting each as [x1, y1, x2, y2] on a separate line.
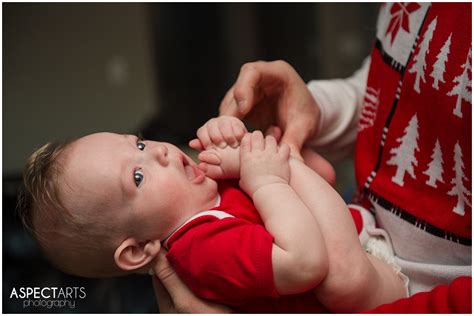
[152, 144, 169, 166]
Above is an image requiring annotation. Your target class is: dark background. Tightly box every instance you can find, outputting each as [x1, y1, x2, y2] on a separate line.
[3, 3, 379, 313]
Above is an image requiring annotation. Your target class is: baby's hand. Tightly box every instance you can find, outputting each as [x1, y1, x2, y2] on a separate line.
[264, 125, 336, 186]
[239, 131, 291, 196]
[190, 116, 247, 150]
[189, 116, 247, 179]
[197, 145, 240, 179]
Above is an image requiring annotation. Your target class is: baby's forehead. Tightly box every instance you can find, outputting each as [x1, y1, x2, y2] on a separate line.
[68, 133, 126, 158]
[77, 132, 123, 145]
[61, 135, 126, 215]
[64, 133, 125, 188]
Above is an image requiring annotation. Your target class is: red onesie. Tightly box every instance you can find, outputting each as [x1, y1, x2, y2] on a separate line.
[164, 181, 326, 313]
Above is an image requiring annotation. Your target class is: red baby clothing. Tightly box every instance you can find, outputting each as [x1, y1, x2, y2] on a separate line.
[164, 181, 326, 313]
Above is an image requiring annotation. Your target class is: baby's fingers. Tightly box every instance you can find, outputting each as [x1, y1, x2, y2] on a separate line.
[189, 138, 204, 151]
[196, 125, 212, 149]
[199, 162, 225, 179]
[198, 150, 221, 165]
[231, 119, 247, 145]
[219, 118, 238, 148]
[264, 135, 278, 152]
[240, 133, 251, 156]
[207, 119, 226, 148]
[251, 131, 265, 151]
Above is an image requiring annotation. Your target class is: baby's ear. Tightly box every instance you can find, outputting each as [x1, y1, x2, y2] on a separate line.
[114, 238, 161, 272]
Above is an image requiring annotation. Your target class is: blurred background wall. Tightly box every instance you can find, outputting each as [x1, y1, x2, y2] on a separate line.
[3, 3, 379, 313]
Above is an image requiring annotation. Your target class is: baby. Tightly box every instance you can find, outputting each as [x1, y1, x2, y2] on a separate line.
[20, 116, 407, 313]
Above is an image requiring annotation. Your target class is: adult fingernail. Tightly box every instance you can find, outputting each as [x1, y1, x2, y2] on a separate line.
[238, 100, 246, 110]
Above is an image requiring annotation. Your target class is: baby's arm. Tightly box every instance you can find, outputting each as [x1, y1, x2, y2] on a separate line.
[288, 158, 406, 311]
[193, 117, 331, 294]
[192, 117, 404, 309]
[239, 131, 328, 295]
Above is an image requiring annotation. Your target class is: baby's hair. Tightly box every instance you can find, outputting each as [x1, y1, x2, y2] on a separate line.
[18, 140, 74, 235]
[18, 139, 124, 278]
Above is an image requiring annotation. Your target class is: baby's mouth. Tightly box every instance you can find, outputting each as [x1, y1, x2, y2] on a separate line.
[183, 159, 195, 180]
[182, 155, 205, 183]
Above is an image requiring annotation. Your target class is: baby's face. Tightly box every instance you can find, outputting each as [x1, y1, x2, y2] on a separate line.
[61, 132, 218, 241]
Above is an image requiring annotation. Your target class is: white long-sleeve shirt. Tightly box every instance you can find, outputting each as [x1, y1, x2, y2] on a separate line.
[307, 57, 370, 160]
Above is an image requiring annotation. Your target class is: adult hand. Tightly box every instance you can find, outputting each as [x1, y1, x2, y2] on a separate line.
[219, 60, 321, 156]
[152, 251, 232, 313]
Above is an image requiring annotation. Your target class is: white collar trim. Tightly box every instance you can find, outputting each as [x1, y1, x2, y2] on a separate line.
[163, 195, 234, 249]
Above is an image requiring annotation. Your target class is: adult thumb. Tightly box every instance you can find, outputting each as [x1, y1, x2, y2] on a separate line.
[280, 126, 305, 155]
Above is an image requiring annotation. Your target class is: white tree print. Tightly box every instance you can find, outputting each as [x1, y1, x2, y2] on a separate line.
[430, 34, 452, 90]
[409, 17, 437, 93]
[387, 114, 420, 186]
[423, 139, 444, 188]
[447, 142, 471, 216]
[447, 48, 472, 118]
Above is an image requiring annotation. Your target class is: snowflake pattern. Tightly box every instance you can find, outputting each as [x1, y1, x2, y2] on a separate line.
[385, 3, 421, 45]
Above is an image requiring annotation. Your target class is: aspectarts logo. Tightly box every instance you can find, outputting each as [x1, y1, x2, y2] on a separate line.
[10, 286, 86, 309]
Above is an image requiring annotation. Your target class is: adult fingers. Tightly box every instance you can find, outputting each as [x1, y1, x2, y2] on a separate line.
[152, 276, 175, 313]
[154, 251, 192, 309]
[265, 125, 282, 143]
[154, 252, 231, 313]
[279, 143, 291, 160]
[233, 60, 297, 115]
[232, 63, 264, 117]
[219, 86, 243, 118]
[301, 148, 337, 186]
[280, 123, 306, 154]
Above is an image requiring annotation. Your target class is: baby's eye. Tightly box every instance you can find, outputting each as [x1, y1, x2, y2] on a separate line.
[134, 169, 144, 187]
[137, 139, 146, 151]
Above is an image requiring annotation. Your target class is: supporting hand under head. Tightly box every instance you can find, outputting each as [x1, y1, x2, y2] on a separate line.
[152, 251, 231, 313]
